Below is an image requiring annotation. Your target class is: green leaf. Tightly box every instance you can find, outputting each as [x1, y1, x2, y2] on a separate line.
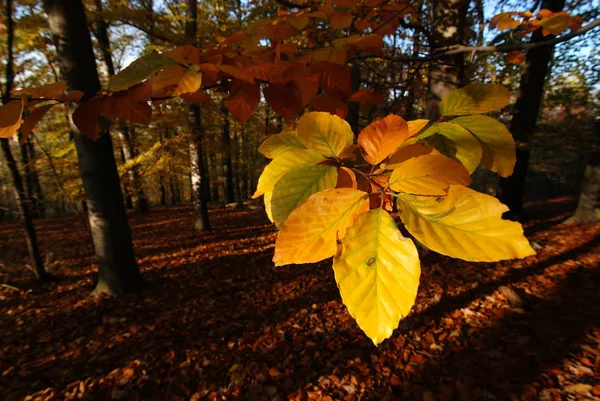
[450, 115, 516, 177]
[333, 208, 420, 345]
[418, 122, 482, 173]
[253, 149, 325, 221]
[397, 185, 535, 262]
[297, 111, 354, 157]
[271, 165, 338, 228]
[109, 53, 178, 91]
[258, 131, 307, 159]
[440, 84, 510, 116]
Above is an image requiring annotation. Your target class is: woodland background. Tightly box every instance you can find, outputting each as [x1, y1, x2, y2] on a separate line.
[0, 0, 600, 400]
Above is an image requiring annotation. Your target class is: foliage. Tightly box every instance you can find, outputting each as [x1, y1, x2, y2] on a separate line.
[253, 84, 535, 345]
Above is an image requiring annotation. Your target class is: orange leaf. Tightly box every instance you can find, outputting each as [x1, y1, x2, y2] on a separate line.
[387, 143, 437, 167]
[163, 45, 200, 65]
[99, 95, 152, 125]
[330, 12, 353, 29]
[14, 82, 67, 99]
[225, 81, 260, 122]
[358, 115, 410, 165]
[490, 12, 522, 30]
[72, 98, 103, 140]
[20, 104, 55, 142]
[0, 97, 25, 139]
[264, 82, 303, 121]
[311, 94, 348, 119]
[312, 61, 351, 97]
[257, 24, 297, 42]
[347, 34, 384, 57]
[506, 50, 525, 65]
[336, 166, 357, 189]
[349, 88, 386, 105]
[219, 64, 255, 84]
[294, 74, 320, 106]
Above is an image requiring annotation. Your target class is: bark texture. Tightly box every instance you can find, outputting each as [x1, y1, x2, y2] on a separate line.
[92, 0, 149, 212]
[498, 0, 566, 221]
[45, 0, 144, 294]
[186, 0, 211, 231]
[1, 0, 50, 281]
[425, 0, 469, 120]
[221, 101, 234, 204]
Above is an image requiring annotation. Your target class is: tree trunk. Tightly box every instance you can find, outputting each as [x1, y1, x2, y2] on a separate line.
[92, 0, 149, 212]
[26, 137, 46, 217]
[186, 0, 210, 231]
[45, 0, 145, 294]
[498, 0, 566, 221]
[2, 0, 50, 281]
[346, 62, 361, 135]
[18, 135, 40, 218]
[425, 0, 469, 120]
[221, 101, 235, 203]
[566, 121, 600, 224]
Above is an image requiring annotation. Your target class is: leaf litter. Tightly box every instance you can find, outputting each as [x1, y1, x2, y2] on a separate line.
[0, 199, 599, 401]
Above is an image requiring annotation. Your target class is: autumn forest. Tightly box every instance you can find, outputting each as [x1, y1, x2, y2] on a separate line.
[0, 0, 599, 399]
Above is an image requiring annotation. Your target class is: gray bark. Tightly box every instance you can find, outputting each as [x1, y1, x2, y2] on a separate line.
[425, 0, 469, 120]
[498, 0, 566, 221]
[44, 0, 144, 294]
[186, 0, 210, 231]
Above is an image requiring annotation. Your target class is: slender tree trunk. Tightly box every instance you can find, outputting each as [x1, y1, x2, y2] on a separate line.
[2, 0, 50, 280]
[346, 62, 360, 135]
[45, 0, 145, 294]
[18, 136, 39, 218]
[498, 0, 565, 221]
[186, 0, 210, 231]
[26, 137, 46, 217]
[221, 101, 235, 203]
[425, 0, 469, 120]
[92, 0, 149, 212]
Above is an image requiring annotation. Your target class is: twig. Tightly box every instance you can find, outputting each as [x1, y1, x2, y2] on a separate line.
[0, 283, 21, 292]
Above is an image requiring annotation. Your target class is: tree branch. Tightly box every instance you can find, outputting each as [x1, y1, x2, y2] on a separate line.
[434, 18, 600, 57]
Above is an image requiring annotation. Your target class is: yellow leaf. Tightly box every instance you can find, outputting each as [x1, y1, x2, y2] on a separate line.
[153, 65, 187, 91]
[258, 131, 307, 159]
[358, 115, 410, 165]
[333, 208, 420, 345]
[109, 53, 178, 91]
[440, 84, 510, 116]
[540, 14, 570, 35]
[253, 149, 325, 222]
[418, 122, 482, 173]
[489, 12, 521, 31]
[386, 143, 439, 170]
[271, 165, 338, 227]
[297, 111, 354, 158]
[407, 119, 429, 136]
[274, 188, 370, 266]
[397, 185, 535, 262]
[0, 98, 25, 139]
[389, 154, 472, 196]
[451, 115, 516, 177]
[174, 65, 202, 96]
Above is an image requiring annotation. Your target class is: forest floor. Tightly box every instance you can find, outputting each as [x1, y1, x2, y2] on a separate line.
[0, 198, 599, 401]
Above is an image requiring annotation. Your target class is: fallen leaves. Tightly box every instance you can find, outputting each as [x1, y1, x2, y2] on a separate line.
[0, 200, 599, 400]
